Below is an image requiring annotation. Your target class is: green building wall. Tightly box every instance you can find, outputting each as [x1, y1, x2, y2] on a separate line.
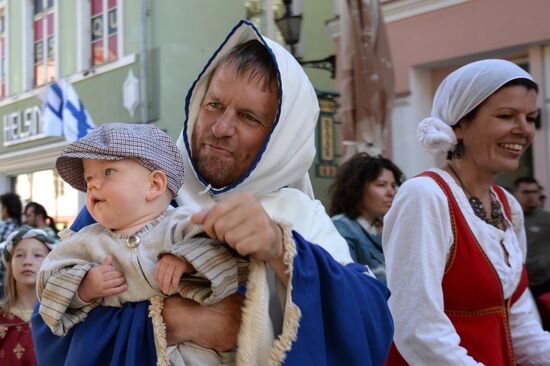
[1, 0, 338, 208]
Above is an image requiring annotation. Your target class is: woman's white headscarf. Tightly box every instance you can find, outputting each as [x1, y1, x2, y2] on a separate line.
[417, 59, 536, 155]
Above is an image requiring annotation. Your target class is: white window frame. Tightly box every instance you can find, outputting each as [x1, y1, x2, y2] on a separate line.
[22, 1, 33, 90]
[31, 0, 57, 87]
[79, 0, 123, 70]
[21, 0, 60, 90]
[0, 1, 9, 97]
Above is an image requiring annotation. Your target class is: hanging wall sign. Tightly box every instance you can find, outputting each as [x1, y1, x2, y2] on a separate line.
[316, 95, 338, 178]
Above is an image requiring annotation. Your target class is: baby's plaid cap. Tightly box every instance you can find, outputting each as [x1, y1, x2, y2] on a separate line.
[55, 123, 184, 197]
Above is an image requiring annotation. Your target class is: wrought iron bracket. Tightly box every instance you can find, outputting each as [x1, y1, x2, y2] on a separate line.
[298, 55, 335, 79]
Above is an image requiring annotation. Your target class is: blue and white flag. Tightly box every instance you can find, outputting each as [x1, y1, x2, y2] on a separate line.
[42, 80, 95, 142]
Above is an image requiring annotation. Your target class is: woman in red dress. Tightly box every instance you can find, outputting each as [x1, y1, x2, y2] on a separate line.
[384, 59, 550, 365]
[0, 227, 54, 365]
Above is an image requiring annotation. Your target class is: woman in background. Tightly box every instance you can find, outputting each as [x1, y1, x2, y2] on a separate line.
[329, 153, 404, 284]
[0, 227, 54, 365]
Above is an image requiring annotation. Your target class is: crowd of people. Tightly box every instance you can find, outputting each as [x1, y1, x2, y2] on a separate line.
[0, 19, 548, 366]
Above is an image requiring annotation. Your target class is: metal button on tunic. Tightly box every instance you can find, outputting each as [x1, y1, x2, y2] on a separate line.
[127, 234, 141, 248]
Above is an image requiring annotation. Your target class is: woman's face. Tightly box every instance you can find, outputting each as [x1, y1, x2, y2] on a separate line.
[360, 168, 397, 222]
[11, 238, 49, 287]
[455, 85, 538, 175]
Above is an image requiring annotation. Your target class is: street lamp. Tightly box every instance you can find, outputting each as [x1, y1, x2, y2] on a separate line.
[274, 0, 335, 78]
[274, 0, 302, 56]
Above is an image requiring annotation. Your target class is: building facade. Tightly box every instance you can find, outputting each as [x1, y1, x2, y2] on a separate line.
[0, 0, 339, 228]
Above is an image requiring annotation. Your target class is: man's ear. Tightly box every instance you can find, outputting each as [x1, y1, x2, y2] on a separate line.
[147, 170, 168, 201]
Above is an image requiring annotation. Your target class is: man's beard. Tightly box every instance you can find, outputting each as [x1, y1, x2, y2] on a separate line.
[195, 156, 234, 188]
[193, 141, 238, 188]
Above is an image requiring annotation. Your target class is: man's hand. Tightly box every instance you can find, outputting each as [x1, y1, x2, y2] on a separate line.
[162, 293, 244, 351]
[78, 255, 127, 303]
[191, 193, 287, 282]
[155, 254, 194, 294]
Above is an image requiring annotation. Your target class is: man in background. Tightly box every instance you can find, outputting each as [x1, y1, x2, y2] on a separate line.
[514, 176, 550, 329]
[0, 193, 22, 242]
[0, 192, 22, 297]
[23, 202, 59, 240]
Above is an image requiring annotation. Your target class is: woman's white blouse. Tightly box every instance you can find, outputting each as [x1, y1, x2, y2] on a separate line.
[383, 168, 550, 365]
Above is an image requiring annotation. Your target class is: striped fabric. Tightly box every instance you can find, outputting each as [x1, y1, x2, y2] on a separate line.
[37, 263, 99, 336]
[37, 207, 248, 336]
[163, 236, 249, 304]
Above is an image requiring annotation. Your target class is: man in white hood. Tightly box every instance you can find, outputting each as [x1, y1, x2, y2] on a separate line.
[32, 20, 393, 366]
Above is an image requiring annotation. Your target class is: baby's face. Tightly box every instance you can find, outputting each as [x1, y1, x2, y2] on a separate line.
[83, 158, 153, 231]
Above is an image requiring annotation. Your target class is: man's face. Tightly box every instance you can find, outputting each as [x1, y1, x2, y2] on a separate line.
[515, 182, 541, 212]
[24, 207, 38, 227]
[191, 62, 278, 188]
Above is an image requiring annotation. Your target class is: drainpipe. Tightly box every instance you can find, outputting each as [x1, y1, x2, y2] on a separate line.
[140, 0, 149, 123]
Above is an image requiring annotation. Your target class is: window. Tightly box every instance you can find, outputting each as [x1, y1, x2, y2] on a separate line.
[0, 9, 6, 97]
[33, 0, 55, 87]
[13, 169, 78, 231]
[91, 0, 118, 66]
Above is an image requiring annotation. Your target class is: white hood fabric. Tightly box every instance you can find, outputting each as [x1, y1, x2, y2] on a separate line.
[177, 20, 317, 200]
[175, 20, 351, 263]
[417, 59, 536, 155]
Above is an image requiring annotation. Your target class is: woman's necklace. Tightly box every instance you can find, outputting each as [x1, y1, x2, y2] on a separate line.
[446, 164, 506, 229]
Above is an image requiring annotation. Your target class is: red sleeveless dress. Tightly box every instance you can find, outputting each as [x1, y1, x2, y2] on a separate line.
[385, 172, 528, 365]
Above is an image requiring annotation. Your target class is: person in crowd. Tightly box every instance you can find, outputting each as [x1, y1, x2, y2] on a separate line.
[329, 153, 404, 283]
[37, 122, 248, 365]
[0, 193, 23, 298]
[23, 202, 59, 240]
[32, 20, 393, 366]
[384, 59, 550, 365]
[0, 193, 22, 242]
[0, 227, 54, 365]
[514, 176, 550, 330]
[538, 184, 547, 207]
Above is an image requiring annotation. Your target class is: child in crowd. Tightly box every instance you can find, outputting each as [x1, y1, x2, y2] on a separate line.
[37, 123, 247, 365]
[0, 227, 54, 365]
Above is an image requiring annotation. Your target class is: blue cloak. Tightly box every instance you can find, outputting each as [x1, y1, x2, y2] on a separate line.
[32, 207, 393, 365]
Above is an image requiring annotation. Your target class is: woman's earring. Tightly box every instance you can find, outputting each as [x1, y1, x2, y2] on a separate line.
[452, 139, 465, 159]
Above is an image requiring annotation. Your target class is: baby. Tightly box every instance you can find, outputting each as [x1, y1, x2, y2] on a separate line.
[37, 123, 247, 365]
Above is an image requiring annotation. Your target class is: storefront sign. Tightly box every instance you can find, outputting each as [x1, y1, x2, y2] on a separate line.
[3, 105, 46, 146]
[320, 116, 334, 161]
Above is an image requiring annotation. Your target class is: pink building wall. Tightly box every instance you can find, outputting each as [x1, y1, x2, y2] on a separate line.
[386, 0, 550, 94]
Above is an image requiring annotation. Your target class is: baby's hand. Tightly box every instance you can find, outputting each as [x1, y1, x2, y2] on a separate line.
[78, 255, 127, 303]
[155, 254, 194, 294]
